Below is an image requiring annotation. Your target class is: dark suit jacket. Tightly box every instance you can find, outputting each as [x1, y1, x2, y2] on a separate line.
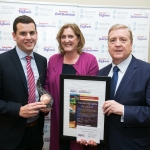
[0, 48, 47, 149]
[97, 56, 150, 150]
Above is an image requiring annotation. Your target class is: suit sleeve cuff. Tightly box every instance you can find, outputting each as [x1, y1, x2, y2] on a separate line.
[121, 105, 124, 122]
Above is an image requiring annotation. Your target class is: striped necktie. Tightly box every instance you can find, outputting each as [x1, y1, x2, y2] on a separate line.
[26, 56, 36, 103]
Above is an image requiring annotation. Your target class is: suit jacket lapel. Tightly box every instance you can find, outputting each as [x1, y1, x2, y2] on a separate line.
[34, 53, 46, 88]
[115, 56, 137, 102]
[99, 64, 112, 76]
[103, 64, 112, 76]
[34, 53, 41, 76]
[9, 48, 28, 92]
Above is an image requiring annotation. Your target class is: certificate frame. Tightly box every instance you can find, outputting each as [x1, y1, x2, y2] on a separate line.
[60, 75, 111, 145]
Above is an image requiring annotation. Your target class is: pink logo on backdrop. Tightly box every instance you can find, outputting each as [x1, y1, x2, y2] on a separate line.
[131, 13, 148, 18]
[83, 47, 98, 52]
[18, 8, 31, 14]
[99, 58, 109, 63]
[55, 10, 75, 16]
[0, 46, 12, 51]
[43, 46, 55, 52]
[99, 12, 110, 17]
[137, 36, 147, 41]
[99, 36, 108, 41]
[37, 22, 56, 28]
[0, 20, 10, 26]
[80, 23, 91, 29]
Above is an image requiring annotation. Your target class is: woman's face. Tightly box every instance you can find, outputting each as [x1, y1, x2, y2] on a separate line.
[60, 27, 80, 53]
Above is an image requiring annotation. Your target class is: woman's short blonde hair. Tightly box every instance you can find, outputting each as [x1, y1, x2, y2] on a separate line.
[56, 23, 85, 54]
[108, 24, 133, 43]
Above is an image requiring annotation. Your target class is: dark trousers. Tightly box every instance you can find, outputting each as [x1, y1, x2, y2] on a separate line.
[0, 123, 43, 150]
[15, 123, 43, 150]
[60, 139, 70, 150]
[1, 122, 43, 150]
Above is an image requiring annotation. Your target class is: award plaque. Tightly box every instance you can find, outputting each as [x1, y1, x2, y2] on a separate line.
[36, 76, 53, 108]
[59, 75, 110, 144]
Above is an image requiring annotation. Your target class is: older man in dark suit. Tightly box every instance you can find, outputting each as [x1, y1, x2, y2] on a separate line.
[0, 15, 50, 150]
[97, 24, 150, 150]
[78, 24, 150, 150]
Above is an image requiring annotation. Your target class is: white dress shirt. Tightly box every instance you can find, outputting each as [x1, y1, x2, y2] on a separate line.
[108, 54, 132, 121]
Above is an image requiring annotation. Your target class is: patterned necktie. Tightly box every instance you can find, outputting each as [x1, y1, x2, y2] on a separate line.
[26, 56, 36, 103]
[110, 66, 120, 99]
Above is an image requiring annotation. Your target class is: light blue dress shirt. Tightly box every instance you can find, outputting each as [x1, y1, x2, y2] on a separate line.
[16, 46, 39, 123]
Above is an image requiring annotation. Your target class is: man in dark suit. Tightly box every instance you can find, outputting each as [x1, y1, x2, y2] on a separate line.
[97, 24, 150, 150]
[0, 15, 50, 150]
[80, 24, 150, 150]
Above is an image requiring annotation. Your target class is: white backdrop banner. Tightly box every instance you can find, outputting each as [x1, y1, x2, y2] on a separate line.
[0, 1, 150, 149]
[78, 6, 150, 68]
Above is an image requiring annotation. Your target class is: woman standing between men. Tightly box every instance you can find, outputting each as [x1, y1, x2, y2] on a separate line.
[44, 23, 99, 150]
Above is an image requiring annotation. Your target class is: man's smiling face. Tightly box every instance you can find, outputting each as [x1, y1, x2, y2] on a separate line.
[108, 28, 132, 65]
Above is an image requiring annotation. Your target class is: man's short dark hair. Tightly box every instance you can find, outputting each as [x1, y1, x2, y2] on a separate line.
[13, 15, 37, 33]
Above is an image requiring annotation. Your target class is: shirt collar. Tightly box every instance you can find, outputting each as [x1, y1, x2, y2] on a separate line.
[112, 55, 132, 73]
[16, 46, 34, 59]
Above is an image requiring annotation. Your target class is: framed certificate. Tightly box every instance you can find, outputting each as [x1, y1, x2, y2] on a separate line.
[59, 75, 111, 144]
